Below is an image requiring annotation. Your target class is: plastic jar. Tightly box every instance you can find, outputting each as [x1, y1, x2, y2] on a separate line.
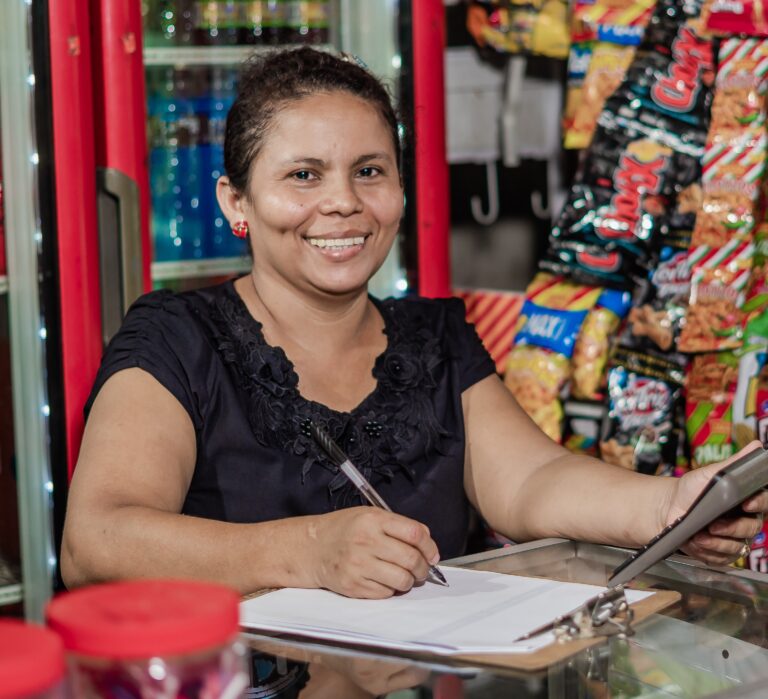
[46, 579, 249, 698]
[0, 619, 67, 699]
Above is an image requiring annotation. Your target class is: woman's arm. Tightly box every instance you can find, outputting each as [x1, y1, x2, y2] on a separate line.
[61, 368, 439, 597]
[463, 375, 767, 562]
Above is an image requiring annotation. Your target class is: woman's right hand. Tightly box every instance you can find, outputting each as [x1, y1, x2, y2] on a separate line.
[305, 507, 441, 599]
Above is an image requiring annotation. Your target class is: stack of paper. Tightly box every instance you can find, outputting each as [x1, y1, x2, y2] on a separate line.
[240, 567, 652, 656]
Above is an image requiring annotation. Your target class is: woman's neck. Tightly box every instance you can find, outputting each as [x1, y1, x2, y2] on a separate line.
[237, 270, 378, 357]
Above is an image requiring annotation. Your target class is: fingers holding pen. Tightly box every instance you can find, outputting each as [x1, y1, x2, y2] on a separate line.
[310, 507, 441, 599]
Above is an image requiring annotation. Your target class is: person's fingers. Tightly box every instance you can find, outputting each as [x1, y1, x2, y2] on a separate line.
[355, 576, 398, 600]
[742, 489, 768, 515]
[689, 531, 745, 558]
[375, 536, 430, 582]
[682, 537, 743, 566]
[363, 558, 416, 594]
[381, 514, 440, 567]
[709, 515, 764, 540]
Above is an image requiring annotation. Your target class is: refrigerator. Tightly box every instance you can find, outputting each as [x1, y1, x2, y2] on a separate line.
[0, 0, 450, 621]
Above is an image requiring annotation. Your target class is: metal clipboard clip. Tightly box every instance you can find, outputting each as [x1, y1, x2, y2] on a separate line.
[517, 586, 634, 644]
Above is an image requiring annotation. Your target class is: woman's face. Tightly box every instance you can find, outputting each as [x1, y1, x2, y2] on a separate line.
[222, 91, 403, 298]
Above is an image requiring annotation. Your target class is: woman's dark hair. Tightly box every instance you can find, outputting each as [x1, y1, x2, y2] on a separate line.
[224, 47, 401, 195]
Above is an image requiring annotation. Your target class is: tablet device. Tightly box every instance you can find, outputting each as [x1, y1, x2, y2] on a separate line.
[608, 447, 768, 587]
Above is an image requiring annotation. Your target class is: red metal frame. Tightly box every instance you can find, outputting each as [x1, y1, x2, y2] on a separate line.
[411, 0, 451, 298]
[48, 0, 104, 478]
[91, 0, 152, 292]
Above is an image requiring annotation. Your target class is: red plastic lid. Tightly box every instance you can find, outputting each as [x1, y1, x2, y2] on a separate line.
[0, 619, 65, 699]
[46, 579, 240, 659]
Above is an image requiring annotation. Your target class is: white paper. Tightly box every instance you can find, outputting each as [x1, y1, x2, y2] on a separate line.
[240, 567, 652, 656]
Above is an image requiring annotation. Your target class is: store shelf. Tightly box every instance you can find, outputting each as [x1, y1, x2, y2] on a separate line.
[0, 583, 22, 608]
[0, 275, 7, 295]
[151, 256, 251, 281]
[143, 44, 333, 66]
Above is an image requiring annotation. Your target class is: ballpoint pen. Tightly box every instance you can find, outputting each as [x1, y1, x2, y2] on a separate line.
[309, 422, 449, 587]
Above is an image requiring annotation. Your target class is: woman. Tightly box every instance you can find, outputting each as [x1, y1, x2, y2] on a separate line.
[62, 48, 767, 598]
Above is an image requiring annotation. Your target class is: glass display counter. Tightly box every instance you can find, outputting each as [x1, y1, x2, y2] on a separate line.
[241, 538, 768, 698]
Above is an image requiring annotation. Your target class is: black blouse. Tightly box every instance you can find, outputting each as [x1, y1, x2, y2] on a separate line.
[86, 280, 496, 558]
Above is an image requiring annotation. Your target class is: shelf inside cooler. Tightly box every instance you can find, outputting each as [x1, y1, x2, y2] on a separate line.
[151, 256, 251, 281]
[0, 276, 7, 295]
[143, 44, 334, 67]
[0, 583, 22, 608]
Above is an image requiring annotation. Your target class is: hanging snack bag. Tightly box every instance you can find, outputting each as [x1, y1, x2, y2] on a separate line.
[563, 40, 595, 144]
[563, 399, 607, 456]
[686, 352, 740, 468]
[600, 347, 685, 474]
[692, 39, 768, 248]
[705, 0, 768, 37]
[565, 42, 637, 149]
[544, 0, 715, 288]
[732, 311, 768, 449]
[572, 288, 633, 399]
[626, 231, 692, 352]
[678, 239, 755, 352]
[573, 0, 656, 46]
[504, 274, 602, 441]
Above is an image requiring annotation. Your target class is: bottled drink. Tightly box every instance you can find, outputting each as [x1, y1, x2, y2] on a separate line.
[147, 68, 183, 262]
[240, 1, 284, 45]
[173, 68, 206, 260]
[284, 1, 329, 44]
[194, 1, 240, 46]
[201, 68, 246, 258]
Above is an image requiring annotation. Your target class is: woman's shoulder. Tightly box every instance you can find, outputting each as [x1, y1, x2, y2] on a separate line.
[122, 280, 235, 330]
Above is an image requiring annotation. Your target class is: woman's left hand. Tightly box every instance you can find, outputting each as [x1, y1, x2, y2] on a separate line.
[665, 442, 768, 566]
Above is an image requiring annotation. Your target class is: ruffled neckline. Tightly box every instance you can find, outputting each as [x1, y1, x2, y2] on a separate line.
[208, 280, 454, 507]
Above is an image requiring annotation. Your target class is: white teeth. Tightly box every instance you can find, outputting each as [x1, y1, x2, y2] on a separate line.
[308, 236, 366, 249]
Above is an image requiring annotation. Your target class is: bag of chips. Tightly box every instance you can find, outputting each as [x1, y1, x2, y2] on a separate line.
[686, 352, 740, 468]
[544, 0, 715, 288]
[572, 288, 633, 399]
[504, 274, 602, 441]
[626, 230, 692, 352]
[678, 239, 755, 352]
[600, 347, 686, 474]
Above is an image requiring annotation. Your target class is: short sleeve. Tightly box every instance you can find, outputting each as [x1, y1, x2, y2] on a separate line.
[442, 297, 497, 392]
[84, 290, 206, 429]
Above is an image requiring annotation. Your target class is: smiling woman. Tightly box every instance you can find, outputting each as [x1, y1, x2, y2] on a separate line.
[61, 48, 768, 614]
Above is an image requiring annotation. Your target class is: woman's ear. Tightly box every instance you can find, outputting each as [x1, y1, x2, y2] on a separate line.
[216, 176, 246, 224]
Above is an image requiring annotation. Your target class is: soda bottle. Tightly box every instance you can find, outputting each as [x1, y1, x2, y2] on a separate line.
[194, 1, 240, 45]
[239, 1, 265, 45]
[143, 0, 178, 47]
[175, 0, 197, 45]
[284, 1, 329, 44]
[201, 68, 246, 258]
[146, 68, 185, 261]
[172, 68, 207, 260]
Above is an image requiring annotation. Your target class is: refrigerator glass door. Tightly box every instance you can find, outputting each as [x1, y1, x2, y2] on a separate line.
[0, 0, 57, 621]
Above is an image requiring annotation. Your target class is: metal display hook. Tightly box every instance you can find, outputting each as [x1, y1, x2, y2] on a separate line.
[470, 160, 500, 226]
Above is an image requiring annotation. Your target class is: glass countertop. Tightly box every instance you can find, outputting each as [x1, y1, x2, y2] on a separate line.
[240, 539, 768, 698]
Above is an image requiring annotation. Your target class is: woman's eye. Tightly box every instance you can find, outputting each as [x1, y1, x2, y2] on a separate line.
[358, 166, 381, 178]
[291, 170, 316, 181]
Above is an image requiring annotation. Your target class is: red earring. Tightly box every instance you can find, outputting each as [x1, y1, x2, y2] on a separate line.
[232, 220, 249, 238]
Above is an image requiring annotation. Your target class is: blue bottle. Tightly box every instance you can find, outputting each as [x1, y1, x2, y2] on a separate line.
[202, 67, 246, 258]
[147, 68, 185, 262]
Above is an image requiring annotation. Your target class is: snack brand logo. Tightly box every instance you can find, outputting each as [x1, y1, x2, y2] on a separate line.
[525, 313, 565, 341]
[651, 28, 712, 113]
[595, 152, 666, 243]
[695, 443, 734, 465]
[616, 377, 670, 429]
[575, 249, 622, 274]
[652, 252, 690, 295]
[697, 283, 739, 303]
[710, 0, 744, 12]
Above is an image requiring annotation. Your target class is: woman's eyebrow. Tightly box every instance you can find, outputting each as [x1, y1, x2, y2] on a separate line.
[352, 152, 392, 167]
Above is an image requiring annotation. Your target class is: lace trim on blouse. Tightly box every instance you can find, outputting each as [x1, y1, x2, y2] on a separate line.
[208, 284, 454, 507]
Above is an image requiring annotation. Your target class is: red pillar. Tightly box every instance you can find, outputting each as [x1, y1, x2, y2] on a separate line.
[412, 0, 451, 298]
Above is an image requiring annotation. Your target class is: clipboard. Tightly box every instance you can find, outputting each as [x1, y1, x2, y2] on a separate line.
[241, 581, 680, 672]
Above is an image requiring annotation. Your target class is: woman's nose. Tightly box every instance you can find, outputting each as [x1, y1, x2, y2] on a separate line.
[318, 176, 363, 216]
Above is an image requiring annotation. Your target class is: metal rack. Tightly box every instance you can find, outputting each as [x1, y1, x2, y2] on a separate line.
[151, 256, 251, 282]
